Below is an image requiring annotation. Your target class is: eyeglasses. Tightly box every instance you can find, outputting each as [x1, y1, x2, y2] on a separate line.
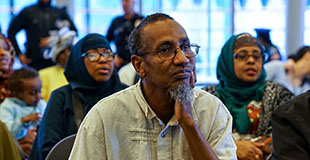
[233, 51, 264, 61]
[142, 43, 200, 59]
[81, 52, 115, 62]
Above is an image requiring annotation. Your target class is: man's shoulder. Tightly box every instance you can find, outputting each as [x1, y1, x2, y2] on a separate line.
[193, 88, 232, 124]
[193, 88, 225, 109]
[50, 85, 71, 98]
[274, 91, 310, 128]
[281, 91, 310, 111]
[112, 15, 126, 22]
[95, 85, 136, 106]
[18, 4, 37, 13]
[89, 86, 137, 118]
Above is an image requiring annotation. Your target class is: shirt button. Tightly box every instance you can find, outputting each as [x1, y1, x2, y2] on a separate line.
[161, 132, 166, 138]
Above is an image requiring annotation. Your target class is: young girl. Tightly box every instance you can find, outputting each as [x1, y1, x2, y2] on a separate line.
[0, 67, 46, 157]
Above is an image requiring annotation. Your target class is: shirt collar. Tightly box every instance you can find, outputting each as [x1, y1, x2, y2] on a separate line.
[134, 80, 157, 119]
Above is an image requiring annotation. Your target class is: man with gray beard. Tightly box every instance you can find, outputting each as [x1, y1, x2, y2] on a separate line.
[168, 83, 194, 104]
[69, 13, 237, 160]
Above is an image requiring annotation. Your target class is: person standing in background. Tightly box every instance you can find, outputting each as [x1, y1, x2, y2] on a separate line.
[7, 0, 77, 70]
[106, 0, 144, 70]
[255, 28, 281, 63]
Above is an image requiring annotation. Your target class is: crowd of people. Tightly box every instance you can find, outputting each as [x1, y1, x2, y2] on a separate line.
[0, 0, 309, 160]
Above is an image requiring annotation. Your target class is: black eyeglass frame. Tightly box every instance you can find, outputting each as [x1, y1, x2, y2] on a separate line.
[139, 43, 201, 59]
[81, 52, 115, 62]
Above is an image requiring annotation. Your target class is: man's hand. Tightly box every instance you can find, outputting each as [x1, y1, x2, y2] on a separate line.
[190, 66, 197, 88]
[174, 101, 194, 127]
[174, 101, 219, 160]
[39, 36, 51, 48]
[22, 112, 41, 123]
[18, 54, 31, 65]
[18, 128, 37, 157]
[114, 55, 124, 69]
[235, 140, 264, 160]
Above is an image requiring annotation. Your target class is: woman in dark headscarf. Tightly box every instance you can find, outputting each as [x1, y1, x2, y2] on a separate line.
[203, 33, 293, 160]
[29, 33, 127, 159]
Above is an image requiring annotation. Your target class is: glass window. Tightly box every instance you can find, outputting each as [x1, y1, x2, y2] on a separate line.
[234, 0, 286, 58]
[305, 4, 310, 45]
[156, 0, 232, 85]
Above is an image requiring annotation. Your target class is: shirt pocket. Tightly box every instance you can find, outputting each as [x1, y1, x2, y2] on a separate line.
[128, 128, 158, 160]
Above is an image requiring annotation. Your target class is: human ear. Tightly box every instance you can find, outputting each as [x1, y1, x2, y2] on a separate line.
[131, 55, 146, 78]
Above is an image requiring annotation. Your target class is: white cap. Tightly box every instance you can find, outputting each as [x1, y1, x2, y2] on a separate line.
[48, 27, 77, 62]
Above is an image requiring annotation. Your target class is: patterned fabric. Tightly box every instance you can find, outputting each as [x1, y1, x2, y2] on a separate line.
[0, 68, 14, 103]
[0, 33, 15, 104]
[247, 100, 261, 134]
[203, 81, 294, 136]
[0, 79, 10, 104]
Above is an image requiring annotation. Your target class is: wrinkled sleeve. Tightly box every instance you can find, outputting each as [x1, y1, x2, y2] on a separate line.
[207, 100, 237, 160]
[69, 108, 106, 160]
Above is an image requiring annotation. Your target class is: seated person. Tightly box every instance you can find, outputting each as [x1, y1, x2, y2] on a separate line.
[0, 33, 15, 103]
[69, 13, 237, 160]
[203, 33, 294, 159]
[265, 46, 310, 95]
[0, 67, 46, 157]
[39, 27, 77, 102]
[272, 90, 310, 160]
[0, 120, 21, 160]
[29, 33, 127, 160]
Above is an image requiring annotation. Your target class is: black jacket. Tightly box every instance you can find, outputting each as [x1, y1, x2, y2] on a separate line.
[106, 13, 144, 63]
[7, 2, 77, 70]
[272, 91, 310, 160]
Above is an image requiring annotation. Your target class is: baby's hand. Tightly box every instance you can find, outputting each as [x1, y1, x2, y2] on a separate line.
[22, 112, 41, 123]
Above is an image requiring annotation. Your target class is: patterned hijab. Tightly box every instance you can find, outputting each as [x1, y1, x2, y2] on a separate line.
[64, 33, 127, 113]
[216, 33, 266, 134]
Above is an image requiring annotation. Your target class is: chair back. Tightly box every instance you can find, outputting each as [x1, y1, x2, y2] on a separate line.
[45, 134, 76, 160]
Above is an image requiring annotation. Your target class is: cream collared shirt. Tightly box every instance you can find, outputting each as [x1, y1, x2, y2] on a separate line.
[69, 81, 237, 160]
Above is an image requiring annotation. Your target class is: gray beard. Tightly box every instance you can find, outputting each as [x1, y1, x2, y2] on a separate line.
[167, 83, 194, 104]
